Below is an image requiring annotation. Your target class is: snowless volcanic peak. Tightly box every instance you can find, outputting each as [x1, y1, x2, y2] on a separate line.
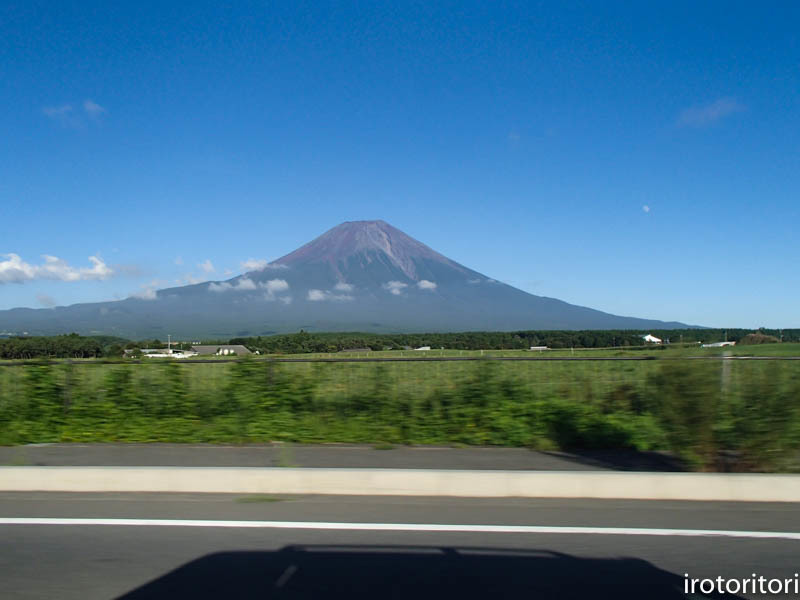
[273, 220, 468, 280]
[0, 217, 695, 337]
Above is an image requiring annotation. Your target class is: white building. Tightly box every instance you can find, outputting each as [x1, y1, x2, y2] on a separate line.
[642, 334, 662, 344]
[191, 344, 252, 356]
[125, 348, 198, 359]
[702, 341, 736, 348]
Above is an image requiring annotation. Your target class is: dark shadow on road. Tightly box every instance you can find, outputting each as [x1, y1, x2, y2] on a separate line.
[543, 449, 687, 472]
[117, 545, 734, 599]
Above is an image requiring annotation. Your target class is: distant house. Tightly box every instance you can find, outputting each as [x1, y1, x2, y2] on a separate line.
[192, 344, 252, 356]
[414, 346, 431, 351]
[702, 341, 736, 348]
[529, 346, 549, 351]
[125, 348, 198, 359]
[642, 334, 662, 344]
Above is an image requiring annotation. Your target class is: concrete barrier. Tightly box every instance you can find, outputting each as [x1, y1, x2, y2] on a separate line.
[1, 467, 799, 501]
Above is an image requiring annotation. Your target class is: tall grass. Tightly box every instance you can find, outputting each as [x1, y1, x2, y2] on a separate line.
[0, 358, 798, 471]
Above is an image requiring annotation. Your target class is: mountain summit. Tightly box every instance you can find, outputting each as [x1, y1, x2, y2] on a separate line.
[0, 220, 691, 337]
[272, 220, 471, 281]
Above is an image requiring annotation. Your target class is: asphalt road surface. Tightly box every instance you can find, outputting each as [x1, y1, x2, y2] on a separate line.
[1, 492, 798, 599]
[0, 443, 685, 471]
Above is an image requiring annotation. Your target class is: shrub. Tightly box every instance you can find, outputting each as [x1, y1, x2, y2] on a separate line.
[738, 333, 780, 345]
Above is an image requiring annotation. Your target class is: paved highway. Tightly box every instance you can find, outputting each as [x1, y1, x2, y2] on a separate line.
[1, 492, 798, 599]
[0, 443, 684, 471]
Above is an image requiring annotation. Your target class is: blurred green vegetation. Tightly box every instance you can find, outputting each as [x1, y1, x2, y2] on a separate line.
[0, 358, 798, 472]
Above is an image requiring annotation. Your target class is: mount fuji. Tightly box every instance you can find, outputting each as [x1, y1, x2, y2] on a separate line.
[0, 220, 690, 338]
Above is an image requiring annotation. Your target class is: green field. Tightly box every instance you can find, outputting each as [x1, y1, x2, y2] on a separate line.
[263, 342, 800, 359]
[1, 356, 799, 472]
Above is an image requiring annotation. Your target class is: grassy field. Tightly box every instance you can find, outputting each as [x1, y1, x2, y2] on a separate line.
[1, 342, 798, 363]
[258, 342, 800, 359]
[1, 355, 799, 471]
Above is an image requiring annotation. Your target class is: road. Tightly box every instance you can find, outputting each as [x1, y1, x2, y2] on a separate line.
[1, 492, 798, 599]
[0, 443, 684, 471]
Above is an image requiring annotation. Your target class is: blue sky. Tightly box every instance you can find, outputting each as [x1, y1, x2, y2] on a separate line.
[1, 1, 798, 327]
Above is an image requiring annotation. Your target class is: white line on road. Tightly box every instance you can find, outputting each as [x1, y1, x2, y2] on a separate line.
[1, 518, 800, 540]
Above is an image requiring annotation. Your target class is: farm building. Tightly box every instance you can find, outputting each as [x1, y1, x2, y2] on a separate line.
[642, 334, 662, 344]
[192, 344, 252, 356]
[124, 348, 198, 359]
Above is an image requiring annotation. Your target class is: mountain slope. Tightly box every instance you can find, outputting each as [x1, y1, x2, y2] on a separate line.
[0, 220, 692, 338]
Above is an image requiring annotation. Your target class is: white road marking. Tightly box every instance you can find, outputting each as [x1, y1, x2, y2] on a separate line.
[0, 518, 799, 540]
[274, 564, 298, 588]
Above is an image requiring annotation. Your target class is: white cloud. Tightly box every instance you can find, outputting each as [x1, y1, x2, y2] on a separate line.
[262, 279, 289, 294]
[642, 205, 650, 213]
[198, 259, 215, 273]
[43, 105, 72, 119]
[235, 278, 257, 291]
[133, 288, 158, 300]
[131, 278, 166, 300]
[677, 97, 745, 127]
[279, 296, 292, 305]
[383, 281, 408, 296]
[43, 105, 78, 127]
[240, 258, 287, 272]
[334, 282, 355, 292]
[241, 258, 268, 271]
[37, 294, 57, 308]
[44, 101, 106, 128]
[467, 278, 481, 284]
[223, 269, 233, 276]
[417, 280, 437, 290]
[307, 288, 354, 302]
[83, 99, 106, 117]
[181, 273, 207, 285]
[209, 277, 290, 297]
[0, 254, 113, 284]
[174, 256, 184, 266]
[209, 279, 254, 292]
